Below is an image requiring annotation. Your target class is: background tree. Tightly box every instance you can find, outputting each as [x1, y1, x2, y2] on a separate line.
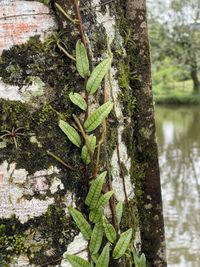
[148, 0, 200, 93]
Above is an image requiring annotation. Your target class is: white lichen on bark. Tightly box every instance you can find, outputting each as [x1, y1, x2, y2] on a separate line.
[0, 77, 46, 102]
[0, 161, 62, 223]
[0, 0, 57, 54]
[61, 233, 88, 267]
[0, 0, 57, 102]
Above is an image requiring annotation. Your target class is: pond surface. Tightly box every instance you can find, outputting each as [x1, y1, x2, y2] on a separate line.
[155, 105, 200, 267]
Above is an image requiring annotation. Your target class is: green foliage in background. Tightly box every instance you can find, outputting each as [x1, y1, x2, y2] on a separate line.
[148, 0, 200, 99]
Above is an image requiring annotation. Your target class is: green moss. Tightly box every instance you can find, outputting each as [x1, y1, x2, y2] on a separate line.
[0, 30, 85, 175]
[117, 61, 137, 117]
[0, 234, 28, 265]
[0, 220, 30, 265]
[0, 36, 77, 89]
[28, 204, 75, 266]
[106, 115, 118, 158]
[0, 204, 76, 266]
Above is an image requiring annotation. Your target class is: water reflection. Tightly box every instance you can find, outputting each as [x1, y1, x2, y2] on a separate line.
[155, 105, 200, 267]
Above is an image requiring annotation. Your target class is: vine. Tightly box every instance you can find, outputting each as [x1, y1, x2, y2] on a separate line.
[51, 1, 147, 266]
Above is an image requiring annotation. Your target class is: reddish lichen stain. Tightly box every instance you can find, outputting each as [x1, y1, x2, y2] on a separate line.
[0, 1, 56, 54]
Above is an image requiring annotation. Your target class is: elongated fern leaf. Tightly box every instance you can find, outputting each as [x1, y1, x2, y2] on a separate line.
[59, 120, 81, 147]
[69, 92, 87, 111]
[86, 58, 112, 94]
[81, 134, 96, 165]
[69, 207, 92, 240]
[97, 191, 114, 208]
[96, 243, 110, 267]
[116, 201, 123, 225]
[104, 223, 117, 244]
[85, 171, 107, 209]
[66, 254, 90, 267]
[112, 228, 132, 259]
[76, 40, 90, 78]
[83, 102, 113, 132]
[89, 222, 104, 255]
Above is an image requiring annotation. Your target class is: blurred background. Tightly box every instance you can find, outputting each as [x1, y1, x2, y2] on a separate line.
[147, 1, 200, 266]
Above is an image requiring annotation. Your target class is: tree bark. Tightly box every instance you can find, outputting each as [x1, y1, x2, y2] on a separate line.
[127, 0, 167, 266]
[0, 0, 166, 266]
[190, 62, 200, 94]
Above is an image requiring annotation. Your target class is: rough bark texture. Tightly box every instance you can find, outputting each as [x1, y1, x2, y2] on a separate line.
[0, 0, 166, 266]
[126, 0, 167, 266]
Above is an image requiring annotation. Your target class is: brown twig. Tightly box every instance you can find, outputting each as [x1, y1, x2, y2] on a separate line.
[47, 150, 75, 171]
[84, 79, 89, 120]
[72, 0, 90, 118]
[108, 70, 129, 207]
[55, 3, 78, 24]
[103, 75, 119, 231]
[73, 0, 87, 47]
[72, 115, 93, 159]
[57, 41, 76, 61]
[93, 130, 105, 178]
[104, 132, 119, 231]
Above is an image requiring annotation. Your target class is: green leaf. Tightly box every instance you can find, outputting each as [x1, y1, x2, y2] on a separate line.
[85, 171, 107, 209]
[112, 228, 132, 259]
[116, 201, 123, 225]
[140, 253, 147, 267]
[97, 191, 114, 208]
[132, 247, 141, 266]
[59, 120, 81, 147]
[76, 40, 90, 78]
[66, 254, 90, 267]
[104, 223, 117, 244]
[69, 92, 87, 111]
[86, 58, 112, 94]
[69, 207, 92, 240]
[89, 207, 103, 223]
[83, 101, 113, 132]
[89, 223, 104, 255]
[91, 253, 99, 264]
[81, 135, 96, 165]
[96, 243, 110, 267]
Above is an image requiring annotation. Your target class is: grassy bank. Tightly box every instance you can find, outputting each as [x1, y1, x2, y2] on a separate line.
[153, 79, 200, 105]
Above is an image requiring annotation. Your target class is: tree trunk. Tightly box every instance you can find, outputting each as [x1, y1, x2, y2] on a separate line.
[126, 1, 167, 266]
[190, 62, 200, 94]
[0, 0, 166, 266]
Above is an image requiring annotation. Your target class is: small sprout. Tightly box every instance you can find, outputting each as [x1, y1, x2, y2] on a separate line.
[0, 127, 25, 148]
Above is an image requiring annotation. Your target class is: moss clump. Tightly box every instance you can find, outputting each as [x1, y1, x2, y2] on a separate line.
[0, 205, 75, 266]
[0, 221, 30, 266]
[0, 98, 85, 191]
[28, 204, 75, 266]
[117, 61, 137, 117]
[0, 34, 83, 177]
[0, 36, 76, 89]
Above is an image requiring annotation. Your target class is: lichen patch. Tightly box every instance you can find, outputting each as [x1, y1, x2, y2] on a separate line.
[0, 0, 57, 55]
[0, 76, 46, 102]
[92, 0, 116, 43]
[111, 125, 134, 202]
[61, 233, 88, 267]
[0, 161, 61, 223]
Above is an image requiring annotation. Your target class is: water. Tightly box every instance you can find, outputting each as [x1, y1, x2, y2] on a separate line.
[155, 105, 200, 267]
